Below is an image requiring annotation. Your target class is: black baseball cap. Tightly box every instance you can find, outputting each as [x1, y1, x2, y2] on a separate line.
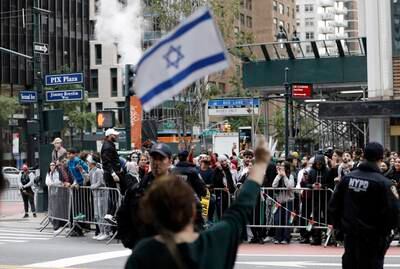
[178, 150, 189, 158]
[150, 143, 172, 159]
[364, 142, 384, 162]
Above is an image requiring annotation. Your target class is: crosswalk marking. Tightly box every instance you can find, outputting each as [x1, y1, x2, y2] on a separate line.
[0, 232, 53, 238]
[0, 228, 53, 245]
[0, 239, 26, 243]
[0, 229, 53, 235]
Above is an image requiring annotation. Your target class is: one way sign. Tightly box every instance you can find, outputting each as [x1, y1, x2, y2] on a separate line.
[34, 42, 48, 54]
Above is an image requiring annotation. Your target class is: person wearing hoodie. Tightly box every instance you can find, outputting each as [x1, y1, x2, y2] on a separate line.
[304, 154, 330, 245]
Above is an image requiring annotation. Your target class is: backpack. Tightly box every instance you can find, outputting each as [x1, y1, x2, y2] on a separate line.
[116, 175, 154, 249]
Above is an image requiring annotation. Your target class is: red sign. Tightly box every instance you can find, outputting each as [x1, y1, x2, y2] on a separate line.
[292, 84, 313, 99]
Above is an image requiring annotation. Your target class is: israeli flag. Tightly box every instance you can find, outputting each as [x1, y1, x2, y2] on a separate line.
[135, 7, 230, 111]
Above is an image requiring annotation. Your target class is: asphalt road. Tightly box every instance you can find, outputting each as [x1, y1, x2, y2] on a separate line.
[0, 215, 400, 269]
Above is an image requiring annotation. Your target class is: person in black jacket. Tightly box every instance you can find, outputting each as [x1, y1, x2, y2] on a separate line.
[329, 142, 400, 269]
[306, 154, 330, 245]
[101, 128, 122, 223]
[213, 155, 236, 220]
[172, 150, 207, 198]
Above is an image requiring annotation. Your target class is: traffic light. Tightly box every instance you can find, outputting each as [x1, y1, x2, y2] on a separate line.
[125, 64, 136, 96]
[96, 111, 115, 129]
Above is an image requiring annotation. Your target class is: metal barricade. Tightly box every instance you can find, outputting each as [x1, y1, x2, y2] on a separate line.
[70, 186, 122, 243]
[247, 187, 334, 229]
[212, 188, 233, 221]
[41, 185, 72, 235]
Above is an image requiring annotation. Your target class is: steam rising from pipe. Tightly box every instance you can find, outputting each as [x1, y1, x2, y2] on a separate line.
[95, 0, 143, 65]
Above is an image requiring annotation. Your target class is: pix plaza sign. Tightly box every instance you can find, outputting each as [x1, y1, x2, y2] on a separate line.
[208, 98, 260, 116]
[45, 73, 84, 86]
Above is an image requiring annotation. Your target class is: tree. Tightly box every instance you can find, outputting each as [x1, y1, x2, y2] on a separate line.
[0, 96, 20, 124]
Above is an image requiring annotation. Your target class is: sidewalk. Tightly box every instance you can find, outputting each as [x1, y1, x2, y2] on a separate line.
[0, 201, 24, 219]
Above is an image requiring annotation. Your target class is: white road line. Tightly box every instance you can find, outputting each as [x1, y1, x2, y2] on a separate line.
[25, 250, 132, 268]
[0, 233, 53, 238]
[0, 239, 27, 243]
[0, 236, 49, 240]
[0, 229, 53, 235]
[237, 254, 400, 258]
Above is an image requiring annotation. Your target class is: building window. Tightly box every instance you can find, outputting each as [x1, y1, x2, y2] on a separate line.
[240, 13, 245, 26]
[279, 3, 284, 15]
[305, 32, 315, 40]
[246, 16, 252, 28]
[292, 8, 295, 19]
[296, 5, 299, 12]
[90, 69, 99, 98]
[110, 68, 118, 97]
[95, 102, 103, 111]
[89, 20, 96, 40]
[305, 18, 314, 27]
[117, 102, 125, 125]
[296, 20, 300, 27]
[287, 7, 290, 17]
[305, 4, 314, 12]
[273, 18, 278, 30]
[95, 44, 102, 65]
[287, 23, 290, 33]
[246, 0, 252, 10]
[306, 45, 312, 53]
[240, 0, 244, 7]
[273, 1, 277, 11]
[279, 20, 284, 27]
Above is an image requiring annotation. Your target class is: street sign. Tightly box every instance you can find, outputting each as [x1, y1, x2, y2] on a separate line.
[292, 84, 313, 99]
[33, 42, 48, 54]
[208, 98, 260, 116]
[19, 90, 37, 104]
[45, 73, 84, 86]
[45, 89, 84, 102]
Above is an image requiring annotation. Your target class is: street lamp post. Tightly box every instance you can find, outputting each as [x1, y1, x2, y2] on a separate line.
[276, 25, 298, 159]
[284, 68, 290, 159]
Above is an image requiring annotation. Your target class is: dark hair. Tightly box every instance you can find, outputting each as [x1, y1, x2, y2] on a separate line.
[140, 176, 195, 269]
[79, 151, 89, 161]
[334, 149, 343, 158]
[67, 148, 79, 154]
[283, 161, 291, 177]
[92, 152, 101, 164]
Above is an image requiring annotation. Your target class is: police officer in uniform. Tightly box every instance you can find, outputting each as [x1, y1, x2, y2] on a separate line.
[329, 142, 400, 269]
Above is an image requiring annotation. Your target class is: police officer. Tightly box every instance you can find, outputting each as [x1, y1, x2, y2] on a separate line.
[329, 142, 400, 269]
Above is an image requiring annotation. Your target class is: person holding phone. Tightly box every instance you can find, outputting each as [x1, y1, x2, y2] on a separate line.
[272, 161, 295, 244]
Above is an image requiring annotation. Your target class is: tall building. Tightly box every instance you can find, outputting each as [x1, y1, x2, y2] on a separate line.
[0, 0, 90, 163]
[295, 0, 358, 55]
[0, 0, 90, 91]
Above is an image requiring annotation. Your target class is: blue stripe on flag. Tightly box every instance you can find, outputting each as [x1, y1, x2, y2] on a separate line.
[136, 10, 212, 70]
[140, 52, 226, 105]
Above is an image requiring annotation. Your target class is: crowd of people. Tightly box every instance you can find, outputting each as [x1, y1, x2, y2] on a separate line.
[17, 129, 400, 247]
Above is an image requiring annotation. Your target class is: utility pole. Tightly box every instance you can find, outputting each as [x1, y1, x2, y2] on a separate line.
[284, 67, 290, 159]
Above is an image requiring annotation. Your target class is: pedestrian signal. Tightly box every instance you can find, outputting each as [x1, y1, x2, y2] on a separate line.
[96, 111, 115, 129]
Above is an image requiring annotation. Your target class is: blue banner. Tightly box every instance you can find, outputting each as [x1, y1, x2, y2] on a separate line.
[45, 89, 84, 102]
[45, 73, 84, 86]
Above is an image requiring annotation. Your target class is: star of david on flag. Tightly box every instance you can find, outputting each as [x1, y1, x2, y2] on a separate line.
[134, 7, 230, 111]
